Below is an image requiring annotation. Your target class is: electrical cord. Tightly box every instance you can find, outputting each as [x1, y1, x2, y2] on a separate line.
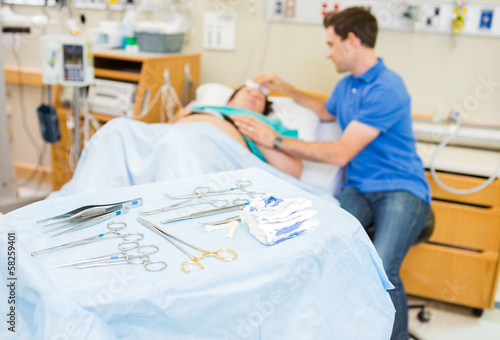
[429, 113, 500, 194]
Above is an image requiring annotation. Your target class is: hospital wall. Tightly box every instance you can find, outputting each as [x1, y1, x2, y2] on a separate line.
[3, 0, 500, 174]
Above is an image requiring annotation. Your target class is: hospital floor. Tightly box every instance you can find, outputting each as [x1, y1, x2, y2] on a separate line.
[2, 179, 500, 339]
[407, 296, 500, 339]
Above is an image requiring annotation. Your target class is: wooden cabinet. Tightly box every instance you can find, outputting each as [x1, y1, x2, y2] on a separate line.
[51, 51, 200, 190]
[401, 171, 500, 310]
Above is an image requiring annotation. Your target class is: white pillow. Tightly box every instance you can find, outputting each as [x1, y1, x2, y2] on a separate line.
[187, 83, 319, 142]
[186, 82, 233, 109]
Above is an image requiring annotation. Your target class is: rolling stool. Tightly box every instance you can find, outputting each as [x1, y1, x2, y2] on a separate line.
[365, 211, 435, 340]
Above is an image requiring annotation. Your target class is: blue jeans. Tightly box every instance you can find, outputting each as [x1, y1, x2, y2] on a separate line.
[336, 187, 432, 340]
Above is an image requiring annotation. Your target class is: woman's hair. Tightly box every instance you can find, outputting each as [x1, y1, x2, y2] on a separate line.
[323, 7, 378, 48]
[228, 86, 273, 116]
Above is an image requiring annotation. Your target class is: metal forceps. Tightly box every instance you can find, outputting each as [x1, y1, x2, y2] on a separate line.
[52, 241, 167, 272]
[37, 198, 143, 224]
[139, 195, 246, 216]
[32, 221, 144, 256]
[45, 207, 130, 237]
[137, 218, 237, 273]
[160, 202, 248, 224]
[167, 180, 266, 200]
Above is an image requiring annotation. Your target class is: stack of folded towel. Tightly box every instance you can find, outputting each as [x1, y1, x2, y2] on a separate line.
[240, 194, 319, 245]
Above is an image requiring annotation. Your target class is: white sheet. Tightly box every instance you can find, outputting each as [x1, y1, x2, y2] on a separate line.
[50, 118, 339, 205]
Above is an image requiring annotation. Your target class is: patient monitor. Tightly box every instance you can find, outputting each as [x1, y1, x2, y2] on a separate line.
[41, 35, 94, 87]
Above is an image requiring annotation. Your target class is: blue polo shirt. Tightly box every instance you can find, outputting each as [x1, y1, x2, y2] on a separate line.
[325, 59, 430, 202]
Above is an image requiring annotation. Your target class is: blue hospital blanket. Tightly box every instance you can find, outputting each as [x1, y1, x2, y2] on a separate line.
[1, 168, 394, 340]
[51, 118, 334, 202]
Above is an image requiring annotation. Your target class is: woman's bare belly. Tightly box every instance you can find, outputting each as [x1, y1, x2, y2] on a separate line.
[175, 114, 248, 148]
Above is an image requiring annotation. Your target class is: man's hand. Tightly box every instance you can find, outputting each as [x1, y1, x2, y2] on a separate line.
[231, 115, 278, 149]
[253, 72, 290, 93]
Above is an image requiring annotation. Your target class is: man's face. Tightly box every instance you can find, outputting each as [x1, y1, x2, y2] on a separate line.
[228, 87, 266, 114]
[325, 26, 353, 73]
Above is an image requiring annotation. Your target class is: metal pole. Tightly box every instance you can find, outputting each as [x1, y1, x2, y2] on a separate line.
[73, 86, 80, 163]
[0, 28, 14, 202]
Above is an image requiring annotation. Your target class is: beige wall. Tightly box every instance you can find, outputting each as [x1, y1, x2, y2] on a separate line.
[3, 0, 500, 170]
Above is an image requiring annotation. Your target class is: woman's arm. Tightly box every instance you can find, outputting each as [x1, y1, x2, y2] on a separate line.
[257, 145, 303, 179]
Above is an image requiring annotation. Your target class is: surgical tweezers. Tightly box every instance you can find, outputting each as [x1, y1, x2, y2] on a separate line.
[161, 203, 248, 224]
[37, 198, 143, 224]
[47, 207, 130, 237]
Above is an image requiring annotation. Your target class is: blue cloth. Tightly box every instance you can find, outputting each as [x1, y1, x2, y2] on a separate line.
[49, 117, 330, 202]
[0, 168, 395, 340]
[325, 59, 430, 203]
[337, 187, 432, 340]
[192, 105, 299, 163]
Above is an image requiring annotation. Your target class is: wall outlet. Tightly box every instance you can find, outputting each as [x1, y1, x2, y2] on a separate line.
[285, 0, 296, 18]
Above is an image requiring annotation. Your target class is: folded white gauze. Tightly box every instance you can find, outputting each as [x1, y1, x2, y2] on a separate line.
[245, 79, 270, 96]
[240, 194, 319, 245]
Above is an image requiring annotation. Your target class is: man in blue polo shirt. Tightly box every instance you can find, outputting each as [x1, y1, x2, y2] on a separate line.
[232, 7, 432, 340]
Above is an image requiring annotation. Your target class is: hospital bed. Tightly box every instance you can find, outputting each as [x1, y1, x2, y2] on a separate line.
[0, 85, 396, 339]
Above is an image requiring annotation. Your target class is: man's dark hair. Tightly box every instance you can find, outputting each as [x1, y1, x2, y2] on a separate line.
[228, 86, 273, 116]
[323, 7, 378, 48]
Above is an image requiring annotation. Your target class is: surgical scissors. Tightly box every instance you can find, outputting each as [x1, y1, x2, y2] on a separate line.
[52, 241, 167, 272]
[166, 180, 266, 200]
[137, 218, 237, 273]
[32, 221, 144, 256]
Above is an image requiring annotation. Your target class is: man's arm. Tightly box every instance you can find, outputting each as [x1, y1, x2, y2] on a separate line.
[232, 115, 380, 167]
[253, 73, 335, 122]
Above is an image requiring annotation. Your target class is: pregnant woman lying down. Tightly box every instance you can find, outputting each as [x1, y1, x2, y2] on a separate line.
[172, 84, 303, 178]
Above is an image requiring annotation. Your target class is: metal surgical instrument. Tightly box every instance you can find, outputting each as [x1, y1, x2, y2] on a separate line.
[160, 202, 248, 224]
[140, 197, 248, 215]
[47, 207, 130, 237]
[37, 198, 143, 224]
[32, 221, 144, 256]
[137, 218, 237, 273]
[52, 241, 167, 272]
[166, 180, 266, 199]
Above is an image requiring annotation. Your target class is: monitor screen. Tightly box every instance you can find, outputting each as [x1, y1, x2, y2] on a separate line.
[62, 44, 84, 82]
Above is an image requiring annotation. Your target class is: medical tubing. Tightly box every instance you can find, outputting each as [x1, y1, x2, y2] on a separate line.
[430, 119, 500, 195]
